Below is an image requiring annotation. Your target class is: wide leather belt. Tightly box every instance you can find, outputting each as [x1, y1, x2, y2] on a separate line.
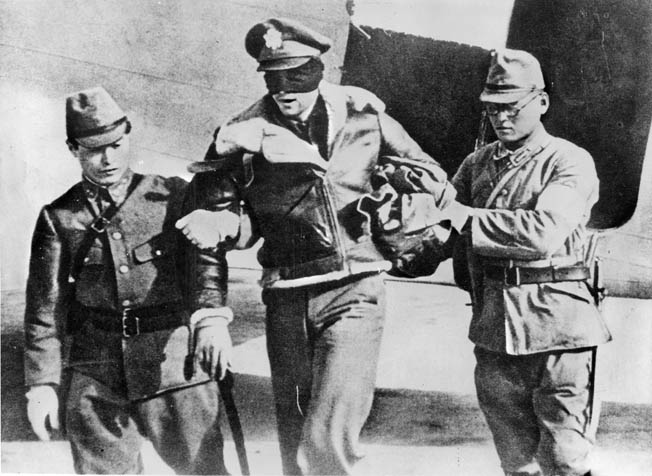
[483, 264, 590, 286]
[76, 302, 186, 337]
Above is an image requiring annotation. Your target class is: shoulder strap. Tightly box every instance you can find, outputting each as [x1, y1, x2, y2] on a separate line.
[484, 141, 554, 208]
[68, 174, 143, 283]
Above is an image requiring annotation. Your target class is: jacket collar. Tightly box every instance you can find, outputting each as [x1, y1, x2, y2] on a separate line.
[81, 168, 134, 205]
[317, 81, 347, 146]
[263, 81, 345, 153]
[493, 124, 552, 167]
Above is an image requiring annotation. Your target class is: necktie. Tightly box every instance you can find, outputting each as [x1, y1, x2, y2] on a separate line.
[294, 120, 311, 143]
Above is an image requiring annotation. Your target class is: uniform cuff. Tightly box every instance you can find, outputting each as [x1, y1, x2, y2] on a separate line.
[190, 307, 233, 327]
[25, 384, 58, 400]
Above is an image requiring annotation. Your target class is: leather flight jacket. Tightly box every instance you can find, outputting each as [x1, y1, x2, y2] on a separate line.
[198, 82, 452, 287]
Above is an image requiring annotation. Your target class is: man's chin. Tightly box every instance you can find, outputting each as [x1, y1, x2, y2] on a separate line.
[495, 129, 513, 138]
[278, 107, 300, 118]
[496, 131, 522, 143]
[92, 172, 123, 187]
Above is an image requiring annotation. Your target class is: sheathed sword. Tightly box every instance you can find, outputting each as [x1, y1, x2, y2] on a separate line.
[218, 370, 250, 475]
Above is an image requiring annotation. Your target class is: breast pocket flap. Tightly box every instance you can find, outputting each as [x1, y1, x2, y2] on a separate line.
[133, 234, 175, 264]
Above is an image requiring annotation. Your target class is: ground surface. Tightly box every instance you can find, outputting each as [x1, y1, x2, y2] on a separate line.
[2, 265, 651, 475]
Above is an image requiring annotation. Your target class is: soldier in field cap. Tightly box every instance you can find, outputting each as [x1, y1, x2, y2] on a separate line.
[479, 48, 545, 103]
[449, 48, 611, 476]
[176, 17, 462, 475]
[65, 86, 131, 148]
[24, 86, 234, 474]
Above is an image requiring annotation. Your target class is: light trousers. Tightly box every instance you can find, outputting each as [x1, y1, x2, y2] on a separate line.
[264, 273, 386, 475]
[474, 346, 598, 476]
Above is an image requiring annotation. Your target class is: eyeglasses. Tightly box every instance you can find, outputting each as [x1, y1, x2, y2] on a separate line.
[483, 92, 542, 119]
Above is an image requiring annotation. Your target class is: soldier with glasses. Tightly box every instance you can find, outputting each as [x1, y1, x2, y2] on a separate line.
[450, 49, 611, 476]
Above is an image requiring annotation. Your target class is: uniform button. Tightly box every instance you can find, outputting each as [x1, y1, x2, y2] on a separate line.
[83, 257, 90, 263]
[154, 249, 162, 256]
[119, 265, 129, 274]
[122, 299, 131, 307]
[501, 189, 508, 195]
[112, 231, 123, 240]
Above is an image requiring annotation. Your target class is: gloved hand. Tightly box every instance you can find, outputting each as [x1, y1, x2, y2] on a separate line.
[191, 316, 233, 381]
[443, 200, 474, 233]
[261, 124, 329, 171]
[26, 385, 59, 441]
[214, 118, 267, 155]
[175, 209, 240, 250]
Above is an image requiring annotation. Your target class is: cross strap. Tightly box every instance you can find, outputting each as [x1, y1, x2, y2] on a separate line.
[484, 140, 554, 208]
[68, 174, 143, 283]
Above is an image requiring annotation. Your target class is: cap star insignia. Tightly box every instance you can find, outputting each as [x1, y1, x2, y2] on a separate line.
[263, 28, 283, 49]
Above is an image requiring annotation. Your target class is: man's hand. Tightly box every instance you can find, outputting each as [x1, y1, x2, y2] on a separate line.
[176, 209, 240, 250]
[26, 385, 59, 441]
[262, 124, 329, 171]
[443, 200, 474, 233]
[214, 118, 267, 155]
[192, 318, 233, 380]
[408, 168, 455, 206]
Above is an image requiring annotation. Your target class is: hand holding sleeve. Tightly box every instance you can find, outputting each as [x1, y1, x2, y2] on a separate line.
[176, 209, 240, 250]
[214, 118, 267, 155]
[443, 200, 474, 233]
[261, 124, 329, 170]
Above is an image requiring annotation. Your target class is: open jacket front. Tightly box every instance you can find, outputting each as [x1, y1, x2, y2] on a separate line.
[199, 81, 454, 288]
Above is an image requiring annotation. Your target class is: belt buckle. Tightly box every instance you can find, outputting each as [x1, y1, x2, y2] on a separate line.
[90, 216, 110, 233]
[122, 308, 140, 337]
[505, 266, 521, 286]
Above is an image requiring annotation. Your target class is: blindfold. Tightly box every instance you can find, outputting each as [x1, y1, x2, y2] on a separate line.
[264, 58, 324, 94]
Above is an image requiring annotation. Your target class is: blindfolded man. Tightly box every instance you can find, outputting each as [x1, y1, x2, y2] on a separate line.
[176, 17, 461, 475]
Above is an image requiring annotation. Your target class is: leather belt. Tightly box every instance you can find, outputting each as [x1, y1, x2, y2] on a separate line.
[483, 264, 590, 286]
[76, 302, 186, 337]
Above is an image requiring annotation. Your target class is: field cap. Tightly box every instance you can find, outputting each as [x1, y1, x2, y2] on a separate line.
[480, 49, 545, 104]
[66, 86, 128, 148]
[245, 18, 332, 71]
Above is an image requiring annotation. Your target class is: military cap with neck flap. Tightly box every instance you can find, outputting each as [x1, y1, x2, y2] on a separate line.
[480, 49, 545, 104]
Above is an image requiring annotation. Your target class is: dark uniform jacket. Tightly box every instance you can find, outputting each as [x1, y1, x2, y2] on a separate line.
[452, 125, 611, 355]
[24, 172, 225, 400]
[198, 81, 455, 288]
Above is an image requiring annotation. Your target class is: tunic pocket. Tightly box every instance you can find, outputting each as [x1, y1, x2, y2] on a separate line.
[542, 280, 593, 304]
[133, 233, 175, 264]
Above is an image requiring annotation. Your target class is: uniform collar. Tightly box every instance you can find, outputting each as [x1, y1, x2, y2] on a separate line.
[82, 169, 134, 205]
[493, 124, 551, 167]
